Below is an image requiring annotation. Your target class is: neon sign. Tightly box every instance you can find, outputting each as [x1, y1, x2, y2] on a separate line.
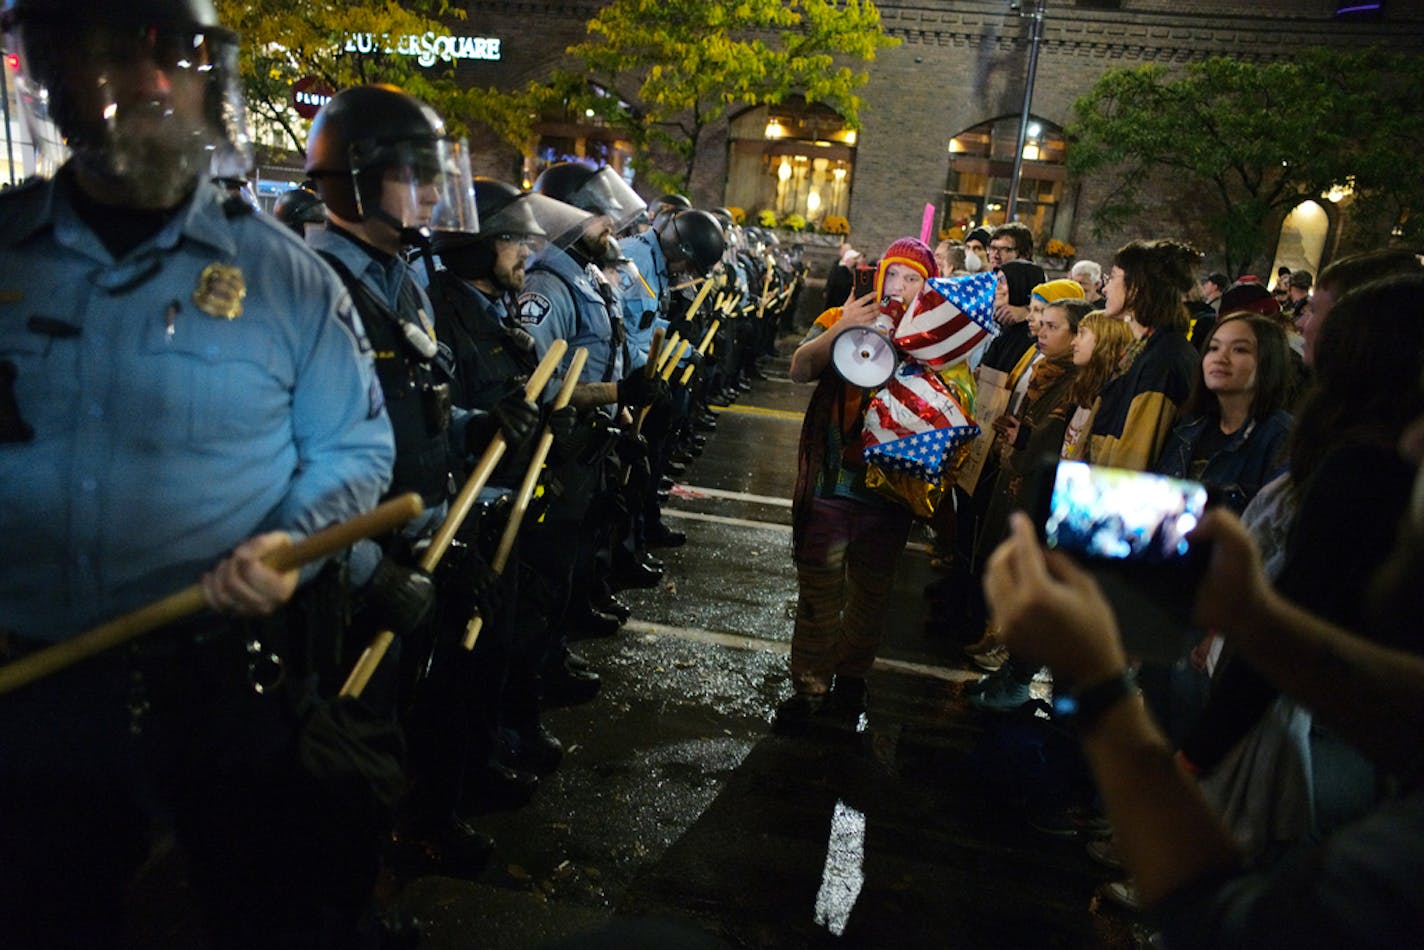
[343, 32, 501, 68]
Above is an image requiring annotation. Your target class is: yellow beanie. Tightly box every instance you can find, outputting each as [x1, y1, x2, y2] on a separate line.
[1032, 278, 1086, 304]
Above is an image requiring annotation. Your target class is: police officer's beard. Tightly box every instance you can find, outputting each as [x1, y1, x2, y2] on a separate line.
[495, 260, 525, 294]
[574, 233, 614, 266]
[76, 104, 214, 209]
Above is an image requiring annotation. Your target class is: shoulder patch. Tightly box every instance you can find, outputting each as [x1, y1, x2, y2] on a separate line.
[516, 292, 552, 327]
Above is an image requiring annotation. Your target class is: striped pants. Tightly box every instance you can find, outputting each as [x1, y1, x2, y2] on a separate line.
[790, 496, 912, 695]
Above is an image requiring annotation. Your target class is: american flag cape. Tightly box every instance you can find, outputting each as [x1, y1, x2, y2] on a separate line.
[861, 362, 979, 481]
[893, 272, 1001, 369]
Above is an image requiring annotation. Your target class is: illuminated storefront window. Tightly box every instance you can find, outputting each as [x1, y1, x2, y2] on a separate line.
[725, 99, 855, 229]
[941, 115, 1066, 241]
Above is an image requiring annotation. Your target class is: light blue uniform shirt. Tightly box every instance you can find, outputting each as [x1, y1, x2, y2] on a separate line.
[0, 175, 395, 641]
[618, 231, 668, 372]
[515, 245, 624, 385]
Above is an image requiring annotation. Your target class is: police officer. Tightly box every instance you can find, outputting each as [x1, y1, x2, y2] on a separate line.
[424, 178, 602, 805]
[0, 0, 396, 943]
[519, 162, 667, 631]
[304, 84, 539, 874]
[619, 208, 726, 549]
[272, 183, 326, 239]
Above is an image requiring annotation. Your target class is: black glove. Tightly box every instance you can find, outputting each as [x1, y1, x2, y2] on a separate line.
[616, 431, 649, 465]
[366, 555, 436, 635]
[437, 537, 503, 621]
[617, 368, 670, 408]
[495, 392, 540, 451]
[547, 404, 577, 444]
[545, 405, 579, 465]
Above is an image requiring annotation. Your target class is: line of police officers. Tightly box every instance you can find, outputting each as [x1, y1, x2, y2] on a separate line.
[0, 0, 805, 944]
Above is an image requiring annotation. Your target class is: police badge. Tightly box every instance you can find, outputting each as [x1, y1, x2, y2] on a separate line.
[193, 263, 247, 319]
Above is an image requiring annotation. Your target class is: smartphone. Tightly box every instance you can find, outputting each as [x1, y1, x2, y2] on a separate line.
[1041, 460, 1208, 564]
[851, 263, 877, 300]
[1024, 458, 1213, 662]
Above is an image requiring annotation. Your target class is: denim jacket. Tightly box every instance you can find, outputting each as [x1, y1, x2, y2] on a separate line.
[1154, 408, 1292, 512]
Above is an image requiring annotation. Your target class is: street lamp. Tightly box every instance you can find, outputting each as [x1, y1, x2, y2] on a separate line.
[1005, 0, 1045, 223]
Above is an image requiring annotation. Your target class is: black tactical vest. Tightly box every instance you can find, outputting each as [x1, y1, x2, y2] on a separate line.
[321, 253, 453, 508]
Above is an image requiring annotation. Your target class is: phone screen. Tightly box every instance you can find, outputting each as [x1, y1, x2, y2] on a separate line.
[1045, 460, 1208, 564]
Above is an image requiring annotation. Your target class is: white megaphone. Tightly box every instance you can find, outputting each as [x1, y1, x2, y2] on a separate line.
[830, 297, 904, 389]
[831, 326, 897, 389]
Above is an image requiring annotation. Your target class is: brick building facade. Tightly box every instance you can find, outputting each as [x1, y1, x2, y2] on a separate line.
[443, 1, 1420, 278]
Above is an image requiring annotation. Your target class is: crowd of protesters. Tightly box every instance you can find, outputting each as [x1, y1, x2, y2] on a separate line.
[804, 214, 1424, 943]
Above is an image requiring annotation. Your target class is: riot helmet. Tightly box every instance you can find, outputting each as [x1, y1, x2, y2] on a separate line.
[655, 193, 691, 211]
[432, 178, 590, 254]
[272, 186, 326, 237]
[661, 209, 726, 277]
[436, 179, 592, 291]
[533, 162, 647, 233]
[1, 0, 251, 206]
[305, 84, 477, 239]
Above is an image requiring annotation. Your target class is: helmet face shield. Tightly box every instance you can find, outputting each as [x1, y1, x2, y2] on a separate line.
[478, 193, 547, 246]
[5, 12, 249, 201]
[427, 137, 478, 236]
[350, 135, 477, 234]
[523, 193, 595, 251]
[569, 166, 647, 233]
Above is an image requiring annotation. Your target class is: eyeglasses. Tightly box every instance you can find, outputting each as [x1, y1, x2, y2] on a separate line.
[989, 243, 1015, 253]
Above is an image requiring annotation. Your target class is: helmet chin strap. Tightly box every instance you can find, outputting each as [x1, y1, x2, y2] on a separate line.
[401, 225, 440, 286]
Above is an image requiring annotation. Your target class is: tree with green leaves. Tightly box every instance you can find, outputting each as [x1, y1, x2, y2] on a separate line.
[1067, 49, 1424, 277]
[564, 0, 897, 194]
[216, 0, 467, 156]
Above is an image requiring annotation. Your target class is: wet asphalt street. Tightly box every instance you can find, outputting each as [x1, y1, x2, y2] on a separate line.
[398, 350, 1145, 949]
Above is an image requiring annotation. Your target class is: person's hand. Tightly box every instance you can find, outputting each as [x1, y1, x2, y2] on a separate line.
[839, 291, 880, 328]
[995, 302, 1028, 326]
[616, 431, 649, 464]
[201, 531, 298, 616]
[495, 392, 540, 451]
[546, 404, 578, 455]
[983, 513, 1127, 686]
[616, 367, 670, 408]
[366, 555, 436, 636]
[994, 414, 1021, 445]
[1185, 508, 1272, 639]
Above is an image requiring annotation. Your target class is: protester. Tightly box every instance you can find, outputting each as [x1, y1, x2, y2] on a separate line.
[1177, 273, 1424, 805]
[1154, 313, 1293, 512]
[1086, 239, 1201, 470]
[963, 226, 993, 271]
[777, 237, 939, 730]
[980, 259, 1049, 373]
[984, 489, 1424, 946]
[966, 298, 1092, 709]
[1070, 260, 1104, 305]
[1061, 310, 1134, 461]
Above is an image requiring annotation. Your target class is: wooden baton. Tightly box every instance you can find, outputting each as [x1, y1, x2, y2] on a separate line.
[463, 348, 589, 650]
[338, 340, 567, 698]
[678, 319, 722, 387]
[0, 493, 425, 697]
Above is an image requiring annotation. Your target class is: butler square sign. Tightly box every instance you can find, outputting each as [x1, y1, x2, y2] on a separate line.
[344, 31, 501, 68]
